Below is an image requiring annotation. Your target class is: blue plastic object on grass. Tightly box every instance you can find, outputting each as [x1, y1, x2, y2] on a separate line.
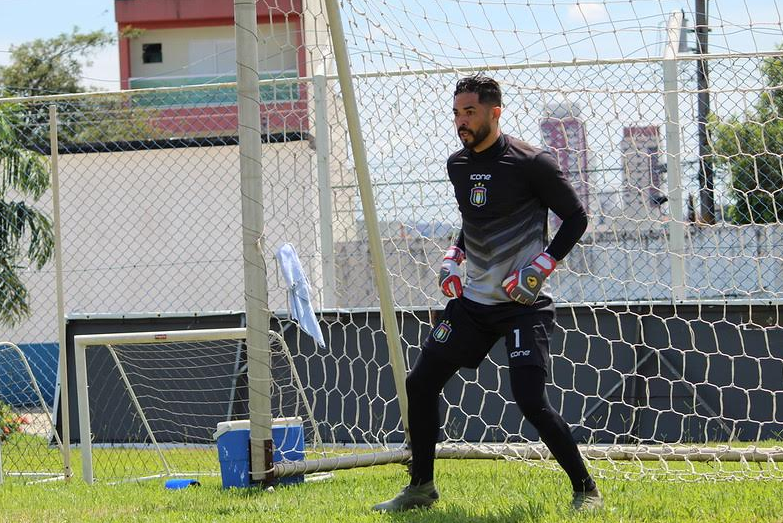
[165, 478, 200, 489]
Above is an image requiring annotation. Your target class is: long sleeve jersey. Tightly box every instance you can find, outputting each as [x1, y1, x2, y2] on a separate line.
[447, 133, 588, 306]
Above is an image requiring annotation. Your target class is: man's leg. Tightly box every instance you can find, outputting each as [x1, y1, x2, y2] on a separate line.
[407, 350, 461, 485]
[372, 350, 460, 512]
[509, 365, 602, 510]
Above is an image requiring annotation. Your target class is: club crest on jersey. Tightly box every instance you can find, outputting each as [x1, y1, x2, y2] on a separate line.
[470, 182, 487, 207]
[432, 320, 453, 343]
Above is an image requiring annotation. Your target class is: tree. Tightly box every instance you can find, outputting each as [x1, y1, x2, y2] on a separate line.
[0, 28, 119, 149]
[0, 27, 114, 97]
[710, 52, 783, 224]
[0, 27, 163, 148]
[0, 103, 54, 327]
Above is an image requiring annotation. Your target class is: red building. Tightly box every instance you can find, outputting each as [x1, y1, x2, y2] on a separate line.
[115, 0, 309, 136]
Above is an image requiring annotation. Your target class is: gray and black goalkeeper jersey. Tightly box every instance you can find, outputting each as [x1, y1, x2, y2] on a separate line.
[447, 133, 587, 306]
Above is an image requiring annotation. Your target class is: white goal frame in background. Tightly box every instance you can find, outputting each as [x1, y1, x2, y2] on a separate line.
[74, 329, 246, 484]
[73, 327, 412, 484]
[0, 343, 66, 484]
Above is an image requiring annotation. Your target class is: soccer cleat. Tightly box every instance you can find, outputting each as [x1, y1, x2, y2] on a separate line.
[372, 481, 440, 512]
[571, 488, 604, 512]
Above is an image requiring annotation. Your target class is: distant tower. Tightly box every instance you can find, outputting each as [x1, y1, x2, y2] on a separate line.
[620, 126, 666, 222]
[540, 102, 590, 229]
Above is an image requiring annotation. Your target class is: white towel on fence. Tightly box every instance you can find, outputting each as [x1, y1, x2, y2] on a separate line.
[275, 243, 326, 348]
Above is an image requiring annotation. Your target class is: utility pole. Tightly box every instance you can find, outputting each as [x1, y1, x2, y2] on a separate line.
[696, 0, 715, 223]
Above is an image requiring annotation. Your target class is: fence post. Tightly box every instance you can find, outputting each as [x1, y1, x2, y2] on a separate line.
[49, 104, 72, 480]
[314, 74, 337, 309]
[663, 11, 687, 302]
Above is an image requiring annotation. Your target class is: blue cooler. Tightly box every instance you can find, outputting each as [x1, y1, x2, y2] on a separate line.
[272, 417, 305, 485]
[214, 418, 305, 488]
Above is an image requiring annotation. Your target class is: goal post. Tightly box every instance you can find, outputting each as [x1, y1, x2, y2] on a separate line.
[73, 328, 246, 484]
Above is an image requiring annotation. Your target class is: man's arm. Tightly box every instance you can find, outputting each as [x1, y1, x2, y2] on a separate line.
[502, 151, 587, 304]
[453, 229, 465, 253]
[530, 151, 588, 261]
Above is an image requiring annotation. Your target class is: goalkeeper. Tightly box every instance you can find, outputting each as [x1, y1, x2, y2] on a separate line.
[373, 74, 602, 513]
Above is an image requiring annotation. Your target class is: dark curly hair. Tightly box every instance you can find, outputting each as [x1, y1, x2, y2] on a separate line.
[454, 74, 502, 107]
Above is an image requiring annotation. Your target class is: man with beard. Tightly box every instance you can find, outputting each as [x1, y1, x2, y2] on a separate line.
[373, 74, 602, 513]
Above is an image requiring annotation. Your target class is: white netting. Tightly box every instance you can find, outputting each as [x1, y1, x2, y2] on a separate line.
[1, 0, 782, 483]
[76, 329, 327, 483]
[0, 343, 63, 483]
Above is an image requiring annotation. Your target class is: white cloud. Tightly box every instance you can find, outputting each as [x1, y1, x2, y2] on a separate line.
[567, 2, 610, 24]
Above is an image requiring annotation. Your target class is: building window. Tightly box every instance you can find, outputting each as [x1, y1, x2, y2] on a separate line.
[142, 43, 162, 64]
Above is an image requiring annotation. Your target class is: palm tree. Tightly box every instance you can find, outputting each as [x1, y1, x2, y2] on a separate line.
[0, 103, 54, 327]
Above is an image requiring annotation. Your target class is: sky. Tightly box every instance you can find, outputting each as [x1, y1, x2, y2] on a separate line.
[1, 0, 782, 94]
[0, 0, 120, 90]
[1, 0, 782, 220]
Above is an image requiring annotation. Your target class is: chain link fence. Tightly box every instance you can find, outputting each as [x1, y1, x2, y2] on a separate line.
[1, 46, 783, 481]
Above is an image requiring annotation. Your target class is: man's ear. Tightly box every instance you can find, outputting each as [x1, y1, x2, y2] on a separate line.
[492, 106, 501, 120]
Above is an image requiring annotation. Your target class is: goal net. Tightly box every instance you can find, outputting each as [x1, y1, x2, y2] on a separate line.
[0, 343, 64, 484]
[313, 0, 783, 479]
[1, 0, 782, 484]
[73, 327, 335, 483]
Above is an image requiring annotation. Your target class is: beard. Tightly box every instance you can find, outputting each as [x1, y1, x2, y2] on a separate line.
[458, 122, 492, 150]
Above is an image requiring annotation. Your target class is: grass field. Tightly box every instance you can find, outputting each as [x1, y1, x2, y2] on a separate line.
[3, 457, 783, 523]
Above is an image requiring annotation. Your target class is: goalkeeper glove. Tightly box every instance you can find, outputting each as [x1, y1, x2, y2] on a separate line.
[502, 252, 557, 305]
[439, 245, 465, 298]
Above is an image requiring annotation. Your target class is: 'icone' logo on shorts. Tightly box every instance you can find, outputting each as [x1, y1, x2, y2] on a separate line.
[432, 320, 452, 343]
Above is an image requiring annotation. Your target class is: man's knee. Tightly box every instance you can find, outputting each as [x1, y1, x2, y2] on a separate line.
[406, 365, 435, 397]
[406, 351, 454, 397]
[510, 365, 551, 421]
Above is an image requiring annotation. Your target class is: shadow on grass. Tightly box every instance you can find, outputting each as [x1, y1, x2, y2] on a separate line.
[385, 499, 548, 523]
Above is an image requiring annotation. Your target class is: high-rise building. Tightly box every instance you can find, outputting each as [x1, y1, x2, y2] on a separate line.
[620, 125, 666, 222]
[539, 102, 590, 228]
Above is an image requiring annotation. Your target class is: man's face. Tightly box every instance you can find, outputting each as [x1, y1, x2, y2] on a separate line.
[453, 92, 498, 151]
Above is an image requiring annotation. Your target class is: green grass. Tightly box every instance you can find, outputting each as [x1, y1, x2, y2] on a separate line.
[3, 459, 783, 523]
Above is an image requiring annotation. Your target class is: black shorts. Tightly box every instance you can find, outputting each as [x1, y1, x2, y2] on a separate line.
[423, 297, 554, 372]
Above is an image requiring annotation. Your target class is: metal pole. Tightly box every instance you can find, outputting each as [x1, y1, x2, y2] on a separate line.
[49, 104, 72, 481]
[73, 339, 93, 484]
[234, 0, 273, 483]
[696, 0, 714, 223]
[663, 12, 687, 302]
[314, 74, 337, 308]
[322, 0, 411, 440]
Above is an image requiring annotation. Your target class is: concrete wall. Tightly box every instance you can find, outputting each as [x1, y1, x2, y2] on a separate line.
[1, 140, 326, 345]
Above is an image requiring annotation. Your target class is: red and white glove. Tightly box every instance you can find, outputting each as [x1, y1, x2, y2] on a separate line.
[502, 252, 557, 305]
[438, 245, 465, 298]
